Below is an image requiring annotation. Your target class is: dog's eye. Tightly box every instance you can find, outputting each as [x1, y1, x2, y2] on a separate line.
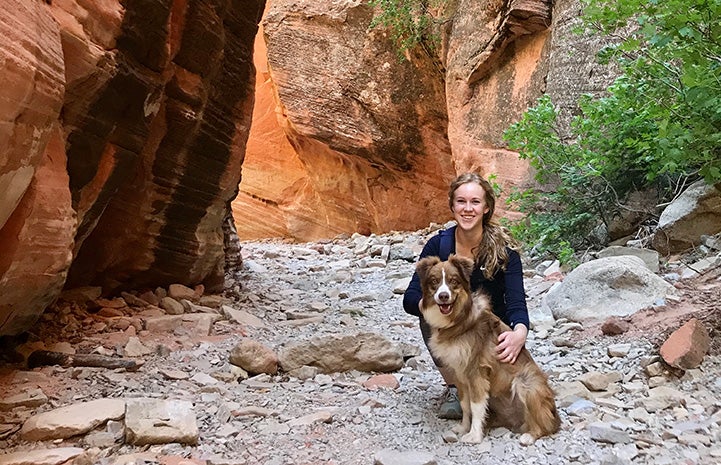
[429, 278, 439, 287]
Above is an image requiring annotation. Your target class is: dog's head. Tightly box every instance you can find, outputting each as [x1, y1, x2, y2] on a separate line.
[415, 255, 474, 328]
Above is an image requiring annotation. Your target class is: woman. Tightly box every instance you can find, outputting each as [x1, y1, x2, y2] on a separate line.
[403, 172, 530, 419]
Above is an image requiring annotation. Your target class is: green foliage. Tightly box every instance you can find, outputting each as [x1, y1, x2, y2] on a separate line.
[579, 0, 721, 183]
[368, 0, 451, 56]
[503, 0, 721, 264]
[504, 96, 610, 263]
[487, 173, 502, 197]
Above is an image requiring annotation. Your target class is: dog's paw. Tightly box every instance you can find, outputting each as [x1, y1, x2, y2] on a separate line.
[460, 431, 484, 444]
[452, 424, 470, 435]
[519, 433, 536, 446]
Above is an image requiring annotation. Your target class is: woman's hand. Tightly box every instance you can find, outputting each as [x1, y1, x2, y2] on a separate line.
[496, 324, 528, 364]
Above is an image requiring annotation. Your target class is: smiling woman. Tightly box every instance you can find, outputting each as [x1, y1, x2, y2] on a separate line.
[402, 172, 530, 418]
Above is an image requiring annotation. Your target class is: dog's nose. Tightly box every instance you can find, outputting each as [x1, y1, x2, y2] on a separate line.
[437, 291, 450, 302]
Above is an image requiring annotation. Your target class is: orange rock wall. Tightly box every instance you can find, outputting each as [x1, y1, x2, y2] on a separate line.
[0, 0, 265, 336]
[233, 0, 556, 240]
[445, 0, 553, 219]
[233, 0, 456, 241]
[0, 2, 72, 336]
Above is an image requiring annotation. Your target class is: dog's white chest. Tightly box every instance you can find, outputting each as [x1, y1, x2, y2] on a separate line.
[430, 337, 473, 371]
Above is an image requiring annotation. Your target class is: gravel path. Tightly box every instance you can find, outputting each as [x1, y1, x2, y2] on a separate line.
[1, 230, 720, 465]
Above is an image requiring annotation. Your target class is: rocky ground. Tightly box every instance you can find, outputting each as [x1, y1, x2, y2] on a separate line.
[0, 225, 720, 465]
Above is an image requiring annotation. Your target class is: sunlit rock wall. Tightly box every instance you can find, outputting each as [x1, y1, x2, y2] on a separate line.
[0, 0, 265, 336]
[0, 1, 71, 336]
[236, 0, 618, 237]
[233, 0, 455, 241]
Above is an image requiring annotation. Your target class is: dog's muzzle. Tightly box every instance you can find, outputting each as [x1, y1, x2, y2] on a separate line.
[434, 269, 454, 315]
[435, 291, 453, 315]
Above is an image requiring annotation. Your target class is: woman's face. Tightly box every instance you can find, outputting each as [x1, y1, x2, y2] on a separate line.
[451, 182, 489, 232]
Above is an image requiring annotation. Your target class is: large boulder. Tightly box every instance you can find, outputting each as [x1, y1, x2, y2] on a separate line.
[652, 180, 721, 255]
[279, 332, 403, 373]
[543, 256, 676, 323]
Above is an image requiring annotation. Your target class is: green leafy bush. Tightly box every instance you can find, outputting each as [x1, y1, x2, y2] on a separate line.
[503, 0, 721, 264]
[368, 0, 452, 57]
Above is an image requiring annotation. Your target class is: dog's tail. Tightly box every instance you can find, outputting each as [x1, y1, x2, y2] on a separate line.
[512, 367, 561, 438]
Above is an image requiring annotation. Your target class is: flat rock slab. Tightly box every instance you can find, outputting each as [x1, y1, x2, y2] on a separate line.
[20, 398, 125, 441]
[0, 447, 85, 465]
[0, 388, 48, 410]
[374, 449, 438, 465]
[125, 398, 198, 445]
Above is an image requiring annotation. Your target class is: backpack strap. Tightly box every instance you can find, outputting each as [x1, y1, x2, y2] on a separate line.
[438, 226, 455, 260]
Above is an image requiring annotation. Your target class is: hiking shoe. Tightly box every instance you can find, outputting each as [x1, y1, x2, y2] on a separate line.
[438, 386, 463, 420]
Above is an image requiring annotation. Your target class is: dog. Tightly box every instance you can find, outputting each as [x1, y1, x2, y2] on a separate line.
[415, 254, 560, 444]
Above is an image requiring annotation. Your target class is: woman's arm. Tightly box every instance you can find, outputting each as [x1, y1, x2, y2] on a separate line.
[496, 248, 530, 364]
[503, 248, 530, 330]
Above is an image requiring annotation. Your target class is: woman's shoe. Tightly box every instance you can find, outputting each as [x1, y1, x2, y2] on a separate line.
[438, 386, 463, 419]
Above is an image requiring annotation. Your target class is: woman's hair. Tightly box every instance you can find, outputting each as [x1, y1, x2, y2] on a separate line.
[448, 173, 519, 279]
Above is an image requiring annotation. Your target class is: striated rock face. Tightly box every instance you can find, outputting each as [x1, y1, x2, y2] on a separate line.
[0, 0, 265, 336]
[0, 2, 72, 336]
[60, 0, 265, 293]
[233, 0, 455, 241]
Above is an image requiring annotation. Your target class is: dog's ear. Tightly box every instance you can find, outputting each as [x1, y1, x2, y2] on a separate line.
[416, 256, 441, 281]
[449, 254, 474, 282]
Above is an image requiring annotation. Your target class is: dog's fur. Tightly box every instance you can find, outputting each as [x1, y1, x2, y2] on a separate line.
[416, 255, 560, 444]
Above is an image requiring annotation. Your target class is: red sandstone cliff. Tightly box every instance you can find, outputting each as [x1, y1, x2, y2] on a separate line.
[233, 0, 455, 241]
[0, 0, 265, 336]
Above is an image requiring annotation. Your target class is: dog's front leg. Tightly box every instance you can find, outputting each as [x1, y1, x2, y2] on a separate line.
[460, 382, 489, 444]
[452, 384, 471, 435]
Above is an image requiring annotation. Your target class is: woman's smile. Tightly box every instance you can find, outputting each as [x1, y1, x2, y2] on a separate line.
[452, 182, 489, 230]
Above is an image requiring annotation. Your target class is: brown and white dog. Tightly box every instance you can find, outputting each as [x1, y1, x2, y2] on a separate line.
[416, 255, 560, 444]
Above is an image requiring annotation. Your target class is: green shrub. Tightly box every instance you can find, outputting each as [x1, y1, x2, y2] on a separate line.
[368, 0, 452, 57]
[503, 0, 721, 264]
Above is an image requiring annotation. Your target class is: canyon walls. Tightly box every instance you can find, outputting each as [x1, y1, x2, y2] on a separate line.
[0, 0, 617, 336]
[233, 0, 615, 238]
[233, 0, 454, 241]
[0, 0, 265, 335]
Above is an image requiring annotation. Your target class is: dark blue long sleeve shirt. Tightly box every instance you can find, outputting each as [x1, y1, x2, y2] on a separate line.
[402, 226, 530, 330]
